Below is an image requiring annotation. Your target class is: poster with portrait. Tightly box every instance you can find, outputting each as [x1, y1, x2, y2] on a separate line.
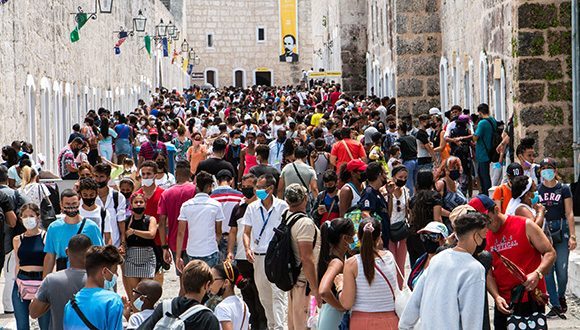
[279, 0, 299, 63]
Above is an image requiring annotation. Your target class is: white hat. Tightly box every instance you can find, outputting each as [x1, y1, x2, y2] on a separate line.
[417, 221, 450, 238]
[429, 107, 442, 116]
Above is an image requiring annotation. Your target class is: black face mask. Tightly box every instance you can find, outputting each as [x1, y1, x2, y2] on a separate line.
[121, 192, 132, 201]
[396, 179, 406, 187]
[83, 197, 96, 207]
[132, 207, 145, 214]
[449, 170, 461, 181]
[63, 208, 79, 218]
[241, 187, 255, 199]
[359, 172, 367, 182]
[326, 186, 337, 194]
[451, 116, 459, 122]
[431, 122, 438, 129]
[474, 236, 486, 255]
[422, 239, 440, 254]
[388, 123, 397, 130]
[72, 148, 81, 156]
[97, 181, 108, 188]
[156, 161, 166, 170]
[150, 135, 158, 142]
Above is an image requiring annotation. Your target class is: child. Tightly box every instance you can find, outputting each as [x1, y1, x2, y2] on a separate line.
[387, 145, 401, 177]
[125, 280, 163, 329]
[491, 163, 524, 214]
[210, 261, 251, 330]
[368, 132, 388, 174]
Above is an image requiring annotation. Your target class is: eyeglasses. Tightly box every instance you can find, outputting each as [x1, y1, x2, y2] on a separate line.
[132, 289, 145, 296]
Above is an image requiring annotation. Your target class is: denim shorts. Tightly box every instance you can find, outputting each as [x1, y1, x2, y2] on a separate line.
[188, 251, 220, 268]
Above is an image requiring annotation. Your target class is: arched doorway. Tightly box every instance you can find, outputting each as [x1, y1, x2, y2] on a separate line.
[234, 69, 245, 88]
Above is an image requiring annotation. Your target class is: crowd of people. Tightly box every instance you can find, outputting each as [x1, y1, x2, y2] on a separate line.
[0, 82, 575, 329]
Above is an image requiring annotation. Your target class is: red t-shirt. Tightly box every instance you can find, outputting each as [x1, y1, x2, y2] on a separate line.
[330, 139, 366, 171]
[329, 91, 341, 106]
[486, 215, 546, 302]
[136, 186, 165, 245]
[157, 183, 197, 251]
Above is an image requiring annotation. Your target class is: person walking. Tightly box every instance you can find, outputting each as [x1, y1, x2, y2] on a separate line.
[397, 123, 418, 195]
[17, 166, 50, 207]
[472, 103, 497, 196]
[386, 165, 410, 288]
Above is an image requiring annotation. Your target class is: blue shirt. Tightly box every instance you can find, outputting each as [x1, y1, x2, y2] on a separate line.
[474, 117, 497, 163]
[63, 287, 123, 330]
[44, 218, 103, 258]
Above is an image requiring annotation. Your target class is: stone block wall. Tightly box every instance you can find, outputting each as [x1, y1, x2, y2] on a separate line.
[339, 0, 367, 96]
[515, 0, 573, 172]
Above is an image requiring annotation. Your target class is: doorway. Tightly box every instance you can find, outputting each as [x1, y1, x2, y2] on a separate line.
[206, 70, 216, 87]
[255, 71, 272, 86]
[234, 70, 245, 88]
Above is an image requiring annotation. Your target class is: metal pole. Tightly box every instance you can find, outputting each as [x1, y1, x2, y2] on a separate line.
[572, 0, 580, 178]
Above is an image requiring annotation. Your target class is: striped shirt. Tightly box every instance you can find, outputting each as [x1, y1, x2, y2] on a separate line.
[210, 186, 244, 234]
[352, 252, 397, 313]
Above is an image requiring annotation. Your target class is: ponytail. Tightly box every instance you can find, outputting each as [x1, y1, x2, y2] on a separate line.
[214, 261, 248, 290]
[318, 218, 355, 283]
[358, 217, 381, 285]
[20, 166, 35, 187]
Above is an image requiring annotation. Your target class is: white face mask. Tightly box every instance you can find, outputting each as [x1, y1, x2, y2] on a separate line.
[22, 217, 37, 230]
[141, 178, 155, 187]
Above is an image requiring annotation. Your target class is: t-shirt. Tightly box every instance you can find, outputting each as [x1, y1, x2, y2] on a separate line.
[415, 129, 431, 162]
[492, 184, 512, 214]
[288, 212, 320, 282]
[157, 183, 197, 251]
[196, 157, 236, 178]
[360, 186, 390, 246]
[44, 218, 104, 258]
[280, 161, 317, 197]
[538, 182, 571, 221]
[214, 296, 250, 330]
[139, 141, 168, 161]
[63, 287, 124, 330]
[36, 268, 86, 330]
[178, 193, 225, 257]
[311, 113, 324, 127]
[137, 297, 219, 330]
[397, 135, 417, 161]
[79, 206, 112, 237]
[229, 202, 249, 260]
[187, 145, 208, 174]
[330, 139, 366, 171]
[211, 186, 244, 234]
[474, 117, 497, 163]
[127, 309, 154, 330]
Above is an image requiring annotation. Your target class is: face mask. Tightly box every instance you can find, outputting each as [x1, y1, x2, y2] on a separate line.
[83, 197, 96, 207]
[275, 116, 281, 121]
[233, 138, 241, 146]
[156, 161, 165, 170]
[359, 172, 367, 182]
[422, 239, 440, 254]
[63, 208, 79, 217]
[531, 191, 540, 205]
[122, 192, 132, 200]
[141, 178, 154, 187]
[395, 179, 406, 188]
[522, 160, 532, 169]
[133, 297, 145, 311]
[474, 236, 486, 255]
[150, 135, 158, 142]
[97, 180, 108, 188]
[256, 189, 269, 201]
[431, 122, 438, 129]
[241, 187, 255, 199]
[17, 151, 24, 158]
[541, 169, 555, 181]
[388, 123, 396, 130]
[326, 186, 337, 194]
[103, 269, 117, 291]
[132, 207, 145, 214]
[449, 169, 461, 181]
[22, 217, 37, 230]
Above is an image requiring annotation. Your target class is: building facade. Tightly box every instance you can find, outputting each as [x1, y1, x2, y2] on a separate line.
[183, 0, 314, 88]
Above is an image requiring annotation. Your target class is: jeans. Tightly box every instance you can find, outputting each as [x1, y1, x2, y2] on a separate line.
[318, 303, 344, 330]
[545, 219, 570, 308]
[12, 272, 50, 330]
[402, 159, 418, 196]
[188, 251, 219, 268]
[477, 161, 492, 195]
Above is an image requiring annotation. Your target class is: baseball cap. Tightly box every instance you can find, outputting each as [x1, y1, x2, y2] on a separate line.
[148, 128, 158, 135]
[539, 157, 557, 169]
[506, 163, 524, 177]
[285, 183, 307, 206]
[216, 169, 234, 181]
[449, 204, 476, 224]
[468, 194, 496, 214]
[346, 159, 368, 172]
[429, 107, 442, 116]
[418, 221, 450, 238]
[457, 114, 470, 122]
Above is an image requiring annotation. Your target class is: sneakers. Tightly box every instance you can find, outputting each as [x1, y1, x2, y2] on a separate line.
[546, 306, 567, 319]
[559, 296, 568, 313]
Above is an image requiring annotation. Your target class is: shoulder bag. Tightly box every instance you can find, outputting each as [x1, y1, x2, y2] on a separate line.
[389, 188, 411, 242]
[506, 285, 547, 330]
[70, 294, 99, 330]
[291, 163, 316, 214]
[38, 184, 56, 229]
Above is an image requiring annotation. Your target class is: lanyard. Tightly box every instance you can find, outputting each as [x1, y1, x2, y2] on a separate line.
[256, 206, 274, 244]
[276, 142, 283, 158]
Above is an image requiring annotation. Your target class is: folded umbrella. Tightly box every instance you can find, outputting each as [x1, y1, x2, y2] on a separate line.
[492, 250, 548, 305]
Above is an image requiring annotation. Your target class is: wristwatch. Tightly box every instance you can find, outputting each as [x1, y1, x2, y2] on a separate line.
[571, 235, 577, 241]
[161, 245, 169, 250]
[535, 269, 543, 280]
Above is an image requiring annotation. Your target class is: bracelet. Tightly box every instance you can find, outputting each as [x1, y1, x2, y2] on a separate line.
[161, 245, 169, 249]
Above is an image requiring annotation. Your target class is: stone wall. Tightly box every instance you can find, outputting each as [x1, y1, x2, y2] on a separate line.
[0, 0, 183, 173]
[515, 0, 573, 173]
[184, 0, 313, 87]
[339, 0, 367, 96]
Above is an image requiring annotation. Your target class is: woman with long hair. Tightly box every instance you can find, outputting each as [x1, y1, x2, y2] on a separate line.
[408, 170, 443, 265]
[338, 217, 399, 329]
[506, 175, 545, 227]
[171, 125, 192, 163]
[209, 261, 251, 330]
[318, 219, 355, 330]
[2, 146, 19, 168]
[98, 117, 118, 162]
[238, 131, 258, 183]
[435, 156, 467, 231]
[154, 154, 175, 189]
[386, 165, 410, 288]
[18, 166, 50, 207]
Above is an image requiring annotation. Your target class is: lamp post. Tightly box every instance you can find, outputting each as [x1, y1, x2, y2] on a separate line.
[133, 10, 147, 33]
[188, 48, 200, 65]
[166, 21, 176, 37]
[156, 19, 167, 39]
[172, 30, 180, 41]
[70, 0, 113, 22]
[181, 39, 189, 53]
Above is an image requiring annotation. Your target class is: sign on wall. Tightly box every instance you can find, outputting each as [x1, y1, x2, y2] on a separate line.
[279, 0, 299, 63]
[191, 72, 204, 80]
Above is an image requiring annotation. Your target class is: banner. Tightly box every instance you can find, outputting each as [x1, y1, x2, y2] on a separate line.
[279, 0, 298, 63]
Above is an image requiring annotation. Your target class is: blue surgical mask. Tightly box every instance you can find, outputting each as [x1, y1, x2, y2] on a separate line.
[256, 189, 269, 201]
[133, 297, 145, 311]
[531, 191, 540, 205]
[104, 268, 117, 291]
[233, 138, 241, 146]
[541, 169, 555, 181]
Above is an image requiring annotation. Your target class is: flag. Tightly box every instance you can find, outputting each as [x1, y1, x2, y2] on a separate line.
[171, 49, 179, 64]
[182, 57, 189, 72]
[70, 12, 89, 43]
[144, 35, 151, 56]
[162, 37, 169, 57]
[187, 64, 193, 75]
[114, 47, 121, 55]
[114, 31, 128, 54]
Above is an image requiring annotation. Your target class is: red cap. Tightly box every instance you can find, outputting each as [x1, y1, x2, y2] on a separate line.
[148, 128, 158, 135]
[468, 194, 495, 214]
[346, 159, 367, 172]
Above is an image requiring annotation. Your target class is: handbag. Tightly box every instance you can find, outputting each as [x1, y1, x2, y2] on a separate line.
[388, 189, 410, 242]
[15, 278, 42, 301]
[38, 185, 56, 229]
[373, 253, 409, 317]
[548, 219, 564, 244]
[506, 285, 547, 330]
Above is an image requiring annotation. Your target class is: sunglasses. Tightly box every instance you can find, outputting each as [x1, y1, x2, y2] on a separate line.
[396, 200, 402, 213]
[420, 233, 442, 242]
[132, 289, 146, 297]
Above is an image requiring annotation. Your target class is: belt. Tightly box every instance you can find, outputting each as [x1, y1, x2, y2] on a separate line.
[18, 270, 43, 277]
[254, 253, 267, 256]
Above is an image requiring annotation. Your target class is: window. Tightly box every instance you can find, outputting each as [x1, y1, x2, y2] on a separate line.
[257, 27, 265, 42]
[452, 55, 460, 106]
[25, 75, 37, 154]
[465, 58, 474, 112]
[53, 81, 62, 170]
[439, 57, 449, 112]
[254, 70, 272, 86]
[64, 83, 72, 144]
[206, 68, 218, 87]
[233, 69, 246, 88]
[207, 33, 214, 48]
[493, 60, 506, 122]
[479, 51, 489, 104]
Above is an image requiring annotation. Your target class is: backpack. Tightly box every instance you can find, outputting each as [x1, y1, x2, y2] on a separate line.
[153, 299, 211, 330]
[483, 118, 502, 163]
[265, 210, 316, 291]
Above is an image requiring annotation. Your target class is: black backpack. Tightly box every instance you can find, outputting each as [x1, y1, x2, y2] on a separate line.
[483, 118, 502, 163]
[265, 210, 316, 291]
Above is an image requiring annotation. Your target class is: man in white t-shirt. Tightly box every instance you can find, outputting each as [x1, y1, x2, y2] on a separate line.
[78, 178, 112, 244]
[176, 171, 224, 271]
[93, 163, 126, 247]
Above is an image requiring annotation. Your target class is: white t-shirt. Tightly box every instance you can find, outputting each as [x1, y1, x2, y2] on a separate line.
[388, 187, 409, 224]
[214, 296, 250, 330]
[79, 205, 112, 236]
[155, 173, 176, 190]
[127, 309, 154, 329]
[19, 183, 50, 207]
[94, 189, 127, 247]
[178, 193, 225, 257]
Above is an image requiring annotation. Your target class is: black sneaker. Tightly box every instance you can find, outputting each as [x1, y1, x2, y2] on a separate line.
[546, 307, 566, 319]
[559, 296, 568, 313]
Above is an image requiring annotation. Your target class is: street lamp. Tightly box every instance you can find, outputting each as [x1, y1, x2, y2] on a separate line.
[70, 0, 113, 21]
[98, 0, 113, 14]
[181, 39, 189, 53]
[156, 19, 167, 38]
[172, 30, 180, 41]
[166, 21, 176, 37]
[133, 10, 147, 33]
[189, 48, 200, 65]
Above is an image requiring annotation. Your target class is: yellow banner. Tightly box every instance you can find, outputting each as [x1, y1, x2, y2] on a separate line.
[182, 57, 189, 72]
[279, 0, 299, 63]
[308, 71, 342, 78]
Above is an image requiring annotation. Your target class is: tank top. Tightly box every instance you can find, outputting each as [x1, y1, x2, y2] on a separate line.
[440, 180, 467, 211]
[352, 253, 396, 312]
[18, 233, 46, 267]
[125, 216, 155, 247]
[486, 215, 546, 302]
[345, 182, 361, 207]
[243, 150, 258, 174]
